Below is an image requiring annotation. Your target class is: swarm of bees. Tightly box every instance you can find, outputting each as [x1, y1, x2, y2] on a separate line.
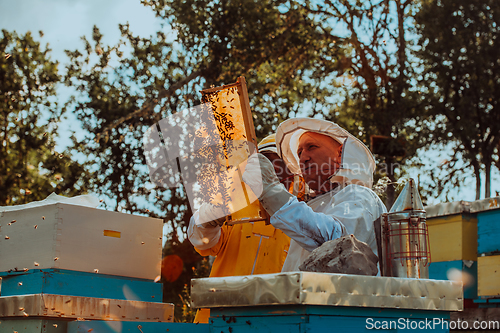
[196, 88, 243, 215]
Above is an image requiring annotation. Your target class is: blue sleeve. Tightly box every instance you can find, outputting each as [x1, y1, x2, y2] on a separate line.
[270, 197, 344, 252]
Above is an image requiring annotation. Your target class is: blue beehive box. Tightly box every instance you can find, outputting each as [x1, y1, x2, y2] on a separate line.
[429, 260, 477, 299]
[0, 268, 162, 301]
[472, 197, 500, 255]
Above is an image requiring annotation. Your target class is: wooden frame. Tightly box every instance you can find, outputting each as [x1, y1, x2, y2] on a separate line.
[200, 76, 270, 225]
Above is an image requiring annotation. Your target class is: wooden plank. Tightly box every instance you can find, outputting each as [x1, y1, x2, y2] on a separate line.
[200, 81, 240, 94]
[236, 76, 258, 149]
[477, 209, 500, 255]
[478, 255, 500, 297]
[236, 76, 271, 225]
[68, 322, 209, 333]
[427, 213, 477, 262]
[0, 269, 162, 301]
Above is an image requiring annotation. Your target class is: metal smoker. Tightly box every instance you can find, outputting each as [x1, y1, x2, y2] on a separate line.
[375, 178, 431, 278]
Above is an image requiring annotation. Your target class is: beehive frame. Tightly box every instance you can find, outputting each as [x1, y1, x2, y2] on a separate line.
[200, 77, 269, 225]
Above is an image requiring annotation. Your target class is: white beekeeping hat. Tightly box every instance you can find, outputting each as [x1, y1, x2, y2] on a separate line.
[276, 118, 376, 188]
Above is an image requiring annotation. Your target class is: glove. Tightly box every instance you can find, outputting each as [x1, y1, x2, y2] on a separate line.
[242, 153, 293, 216]
[197, 202, 227, 228]
[188, 210, 221, 250]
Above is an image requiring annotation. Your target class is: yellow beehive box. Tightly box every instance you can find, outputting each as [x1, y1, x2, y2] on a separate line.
[427, 214, 477, 262]
[426, 201, 477, 262]
[477, 255, 500, 296]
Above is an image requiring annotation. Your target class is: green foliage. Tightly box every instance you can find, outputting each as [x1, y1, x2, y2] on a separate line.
[415, 0, 500, 199]
[294, 1, 432, 207]
[0, 30, 88, 205]
[144, 0, 343, 136]
[63, 25, 203, 254]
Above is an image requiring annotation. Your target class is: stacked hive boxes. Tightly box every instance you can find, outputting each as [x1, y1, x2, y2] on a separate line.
[472, 197, 500, 307]
[426, 201, 478, 304]
[0, 203, 175, 331]
[426, 197, 500, 308]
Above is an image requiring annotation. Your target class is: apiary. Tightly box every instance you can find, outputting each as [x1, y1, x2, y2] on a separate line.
[469, 197, 500, 304]
[0, 201, 183, 333]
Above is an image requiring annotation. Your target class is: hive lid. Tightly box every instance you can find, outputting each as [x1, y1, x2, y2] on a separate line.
[424, 196, 500, 218]
[425, 200, 471, 218]
[0, 293, 174, 321]
[470, 196, 500, 213]
[191, 272, 463, 311]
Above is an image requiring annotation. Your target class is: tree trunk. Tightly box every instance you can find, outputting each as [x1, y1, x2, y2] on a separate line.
[385, 156, 396, 209]
[485, 160, 491, 198]
[395, 0, 407, 95]
[473, 161, 481, 200]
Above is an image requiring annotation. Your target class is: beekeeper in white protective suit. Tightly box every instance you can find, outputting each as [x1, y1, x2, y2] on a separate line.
[242, 118, 387, 272]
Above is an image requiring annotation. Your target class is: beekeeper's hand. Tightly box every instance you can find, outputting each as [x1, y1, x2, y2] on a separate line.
[188, 206, 222, 250]
[242, 153, 280, 196]
[242, 153, 293, 215]
[197, 202, 227, 228]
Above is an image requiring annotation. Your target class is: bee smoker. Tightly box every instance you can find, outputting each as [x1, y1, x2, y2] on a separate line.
[375, 179, 431, 278]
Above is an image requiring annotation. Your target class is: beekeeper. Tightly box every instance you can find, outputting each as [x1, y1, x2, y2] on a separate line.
[256, 134, 309, 202]
[242, 118, 387, 271]
[187, 134, 291, 323]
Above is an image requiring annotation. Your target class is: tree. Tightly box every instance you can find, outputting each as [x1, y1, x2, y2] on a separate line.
[415, 0, 500, 199]
[296, 0, 430, 208]
[0, 30, 88, 206]
[64, 0, 344, 210]
[120, 0, 344, 137]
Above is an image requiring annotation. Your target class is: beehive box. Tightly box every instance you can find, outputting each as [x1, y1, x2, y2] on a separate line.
[0, 319, 67, 333]
[0, 268, 162, 301]
[426, 201, 477, 262]
[429, 260, 477, 299]
[0, 293, 174, 322]
[0, 203, 162, 280]
[477, 255, 500, 297]
[471, 197, 500, 255]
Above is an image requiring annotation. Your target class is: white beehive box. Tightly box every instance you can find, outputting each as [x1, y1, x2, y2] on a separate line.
[0, 203, 162, 280]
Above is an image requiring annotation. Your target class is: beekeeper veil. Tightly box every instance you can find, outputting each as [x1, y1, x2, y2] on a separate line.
[276, 118, 375, 188]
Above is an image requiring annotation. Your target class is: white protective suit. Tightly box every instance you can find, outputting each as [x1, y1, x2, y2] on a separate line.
[272, 118, 387, 271]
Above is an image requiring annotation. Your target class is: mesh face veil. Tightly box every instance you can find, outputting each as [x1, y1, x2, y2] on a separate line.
[276, 118, 376, 188]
